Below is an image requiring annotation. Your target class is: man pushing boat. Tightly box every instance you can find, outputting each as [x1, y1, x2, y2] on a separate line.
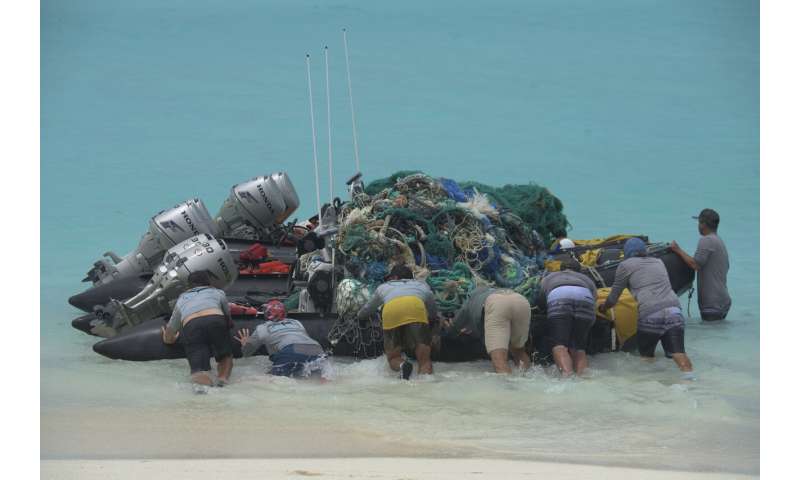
[670, 208, 732, 321]
[600, 238, 695, 379]
[447, 286, 532, 374]
[234, 300, 332, 380]
[357, 265, 438, 380]
[162, 270, 235, 388]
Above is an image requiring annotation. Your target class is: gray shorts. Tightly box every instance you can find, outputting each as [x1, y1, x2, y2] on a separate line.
[638, 307, 685, 335]
[545, 298, 596, 351]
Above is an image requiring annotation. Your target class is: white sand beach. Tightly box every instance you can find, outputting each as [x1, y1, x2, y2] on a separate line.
[41, 458, 758, 480]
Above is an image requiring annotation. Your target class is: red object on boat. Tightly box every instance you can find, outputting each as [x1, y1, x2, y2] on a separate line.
[239, 243, 269, 263]
[228, 303, 258, 316]
[239, 260, 291, 276]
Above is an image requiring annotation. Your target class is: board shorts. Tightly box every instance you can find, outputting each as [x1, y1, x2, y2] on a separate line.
[383, 322, 432, 353]
[483, 291, 531, 353]
[637, 327, 686, 357]
[637, 307, 686, 357]
[269, 343, 331, 378]
[545, 296, 596, 351]
[180, 314, 233, 374]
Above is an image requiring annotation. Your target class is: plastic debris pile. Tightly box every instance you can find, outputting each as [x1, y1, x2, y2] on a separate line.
[330, 172, 570, 324]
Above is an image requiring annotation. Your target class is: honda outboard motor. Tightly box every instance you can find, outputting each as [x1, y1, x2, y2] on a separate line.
[215, 172, 300, 237]
[91, 234, 238, 337]
[84, 198, 219, 286]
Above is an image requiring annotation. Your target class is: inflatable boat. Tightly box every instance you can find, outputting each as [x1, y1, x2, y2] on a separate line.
[67, 170, 695, 364]
[78, 246, 693, 363]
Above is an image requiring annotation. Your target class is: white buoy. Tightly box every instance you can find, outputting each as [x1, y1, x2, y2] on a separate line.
[306, 54, 322, 222]
[343, 28, 361, 173]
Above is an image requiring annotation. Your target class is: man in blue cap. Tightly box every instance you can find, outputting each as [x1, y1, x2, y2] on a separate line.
[599, 238, 694, 378]
[670, 208, 731, 321]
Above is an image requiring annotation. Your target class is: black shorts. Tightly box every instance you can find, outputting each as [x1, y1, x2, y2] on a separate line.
[701, 312, 727, 321]
[545, 299, 596, 351]
[383, 322, 432, 354]
[180, 315, 233, 373]
[637, 326, 685, 358]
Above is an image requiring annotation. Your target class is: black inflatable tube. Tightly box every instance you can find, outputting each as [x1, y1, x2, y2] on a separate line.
[91, 312, 497, 362]
[68, 276, 149, 312]
[91, 312, 379, 361]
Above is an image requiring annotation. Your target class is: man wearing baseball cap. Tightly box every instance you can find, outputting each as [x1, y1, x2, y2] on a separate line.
[670, 208, 731, 321]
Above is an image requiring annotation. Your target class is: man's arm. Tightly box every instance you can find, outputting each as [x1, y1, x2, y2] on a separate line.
[162, 308, 181, 344]
[601, 263, 630, 311]
[423, 288, 439, 322]
[670, 241, 699, 271]
[220, 294, 233, 327]
[236, 324, 267, 357]
[357, 288, 383, 322]
[449, 304, 469, 334]
[448, 288, 485, 338]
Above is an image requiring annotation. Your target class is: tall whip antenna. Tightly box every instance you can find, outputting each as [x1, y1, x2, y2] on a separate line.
[306, 54, 322, 222]
[342, 28, 361, 173]
[324, 46, 334, 204]
[324, 46, 337, 304]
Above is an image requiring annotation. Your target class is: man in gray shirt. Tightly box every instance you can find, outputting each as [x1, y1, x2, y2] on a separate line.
[357, 265, 438, 379]
[600, 238, 694, 378]
[671, 208, 732, 321]
[162, 270, 234, 388]
[448, 286, 531, 374]
[234, 300, 332, 379]
[539, 259, 597, 377]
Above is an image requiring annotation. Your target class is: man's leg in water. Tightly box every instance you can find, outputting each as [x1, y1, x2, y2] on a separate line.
[510, 346, 530, 371]
[383, 327, 404, 371]
[671, 353, 693, 372]
[570, 349, 588, 376]
[552, 345, 573, 376]
[415, 343, 433, 375]
[489, 349, 512, 374]
[661, 327, 693, 373]
[191, 371, 213, 385]
[385, 347, 404, 371]
[216, 355, 233, 383]
[637, 330, 660, 363]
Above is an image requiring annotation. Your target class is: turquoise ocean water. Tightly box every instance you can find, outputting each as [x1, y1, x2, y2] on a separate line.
[41, 0, 759, 472]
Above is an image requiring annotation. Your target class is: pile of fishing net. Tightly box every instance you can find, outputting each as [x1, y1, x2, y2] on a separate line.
[331, 171, 570, 321]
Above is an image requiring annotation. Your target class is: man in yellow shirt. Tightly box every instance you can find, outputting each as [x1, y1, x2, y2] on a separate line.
[358, 265, 439, 379]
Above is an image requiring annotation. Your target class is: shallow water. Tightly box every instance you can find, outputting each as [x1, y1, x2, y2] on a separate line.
[41, 0, 758, 473]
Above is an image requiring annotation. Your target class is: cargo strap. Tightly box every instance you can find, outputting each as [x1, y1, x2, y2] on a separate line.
[586, 266, 606, 288]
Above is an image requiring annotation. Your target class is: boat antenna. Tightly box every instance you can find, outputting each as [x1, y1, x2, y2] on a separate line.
[324, 46, 338, 305]
[306, 54, 322, 223]
[342, 28, 361, 173]
[324, 46, 334, 205]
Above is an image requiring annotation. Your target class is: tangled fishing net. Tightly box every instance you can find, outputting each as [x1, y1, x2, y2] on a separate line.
[329, 171, 570, 344]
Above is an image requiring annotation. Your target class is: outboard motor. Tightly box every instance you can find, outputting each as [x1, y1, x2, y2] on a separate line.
[306, 260, 335, 313]
[215, 172, 300, 237]
[84, 198, 219, 286]
[91, 234, 238, 337]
